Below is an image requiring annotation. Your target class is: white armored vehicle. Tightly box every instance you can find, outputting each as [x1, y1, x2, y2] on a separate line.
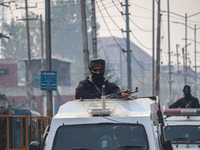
[163, 109, 200, 150]
[30, 92, 171, 150]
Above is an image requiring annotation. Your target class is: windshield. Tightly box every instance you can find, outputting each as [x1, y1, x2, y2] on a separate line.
[52, 123, 149, 150]
[164, 125, 200, 144]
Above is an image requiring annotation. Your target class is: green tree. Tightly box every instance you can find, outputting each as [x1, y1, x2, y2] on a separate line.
[1, 17, 41, 59]
[1, 16, 42, 83]
[51, 0, 89, 85]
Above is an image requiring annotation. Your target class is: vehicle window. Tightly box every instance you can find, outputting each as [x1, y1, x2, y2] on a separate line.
[164, 125, 200, 144]
[52, 123, 149, 150]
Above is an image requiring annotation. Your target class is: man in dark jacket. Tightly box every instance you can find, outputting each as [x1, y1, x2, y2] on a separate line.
[169, 85, 200, 108]
[75, 58, 129, 99]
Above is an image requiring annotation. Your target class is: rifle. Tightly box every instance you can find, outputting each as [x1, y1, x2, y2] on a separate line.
[105, 87, 138, 99]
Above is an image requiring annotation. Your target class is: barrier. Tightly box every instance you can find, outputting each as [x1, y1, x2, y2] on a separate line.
[0, 115, 51, 150]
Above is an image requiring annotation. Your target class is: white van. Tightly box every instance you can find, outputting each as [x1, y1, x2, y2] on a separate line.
[30, 96, 171, 150]
[163, 109, 200, 150]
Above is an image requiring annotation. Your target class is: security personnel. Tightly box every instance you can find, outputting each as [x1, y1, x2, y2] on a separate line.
[75, 58, 129, 99]
[169, 85, 200, 108]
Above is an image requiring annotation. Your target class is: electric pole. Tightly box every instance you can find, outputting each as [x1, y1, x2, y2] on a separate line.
[40, 14, 44, 71]
[167, 0, 172, 102]
[176, 44, 181, 94]
[152, 0, 155, 96]
[194, 25, 197, 97]
[125, 0, 131, 90]
[80, 0, 90, 78]
[15, 1, 37, 109]
[25, 0, 33, 109]
[156, 0, 161, 98]
[45, 0, 53, 117]
[121, 0, 132, 90]
[185, 13, 188, 85]
[91, 0, 97, 58]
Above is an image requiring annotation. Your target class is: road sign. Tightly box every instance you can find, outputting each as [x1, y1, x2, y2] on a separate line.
[41, 71, 57, 90]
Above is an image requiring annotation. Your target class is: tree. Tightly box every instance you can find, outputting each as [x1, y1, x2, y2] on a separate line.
[51, 0, 89, 85]
[1, 16, 41, 59]
[1, 16, 42, 83]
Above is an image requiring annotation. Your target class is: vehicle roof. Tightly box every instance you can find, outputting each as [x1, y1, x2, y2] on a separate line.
[164, 116, 200, 126]
[45, 97, 160, 150]
[54, 97, 156, 119]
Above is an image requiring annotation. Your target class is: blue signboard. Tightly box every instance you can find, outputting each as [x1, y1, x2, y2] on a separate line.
[41, 71, 57, 90]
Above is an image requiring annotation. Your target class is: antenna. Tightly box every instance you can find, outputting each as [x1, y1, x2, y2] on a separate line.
[102, 84, 105, 109]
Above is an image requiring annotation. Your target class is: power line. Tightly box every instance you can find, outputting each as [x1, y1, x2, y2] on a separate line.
[96, 0, 152, 86]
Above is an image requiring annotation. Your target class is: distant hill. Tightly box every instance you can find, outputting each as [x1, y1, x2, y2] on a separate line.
[97, 36, 153, 93]
[98, 36, 152, 63]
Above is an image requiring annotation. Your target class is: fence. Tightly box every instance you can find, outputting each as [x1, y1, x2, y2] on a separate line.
[0, 115, 50, 150]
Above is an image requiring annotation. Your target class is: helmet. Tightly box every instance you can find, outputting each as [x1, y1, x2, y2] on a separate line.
[89, 58, 105, 70]
[183, 85, 191, 93]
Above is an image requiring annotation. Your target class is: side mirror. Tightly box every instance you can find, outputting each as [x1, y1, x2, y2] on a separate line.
[29, 141, 41, 150]
[157, 110, 164, 126]
[163, 140, 173, 150]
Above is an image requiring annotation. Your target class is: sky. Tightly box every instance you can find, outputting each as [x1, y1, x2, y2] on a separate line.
[95, 0, 200, 68]
[1, 0, 200, 67]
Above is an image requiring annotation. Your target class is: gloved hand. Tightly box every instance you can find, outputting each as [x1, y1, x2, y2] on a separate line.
[121, 92, 130, 100]
[96, 92, 101, 99]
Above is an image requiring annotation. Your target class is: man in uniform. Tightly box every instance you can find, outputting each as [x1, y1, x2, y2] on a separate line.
[75, 58, 129, 99]
[169, 85, 200, 108]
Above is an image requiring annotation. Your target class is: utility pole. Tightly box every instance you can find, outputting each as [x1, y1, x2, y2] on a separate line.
[167, 0, 172, 102]
[91, 0, 97, 58]
[45, 0, 53, 117]
[176, 44, 180, 76]
[176, 44, 180, 94]
[181, 43, 191, 85]
[121, 0, 132, 90]
[16, 1, 37, 109]
[40, 14, 44, 71]
[40, 14, 46, 114]
[182, 25, 200, 92]
[152, 0, 155, 96]
[80, 0, 90, 78]
[185, 13, 188, 84]
[164, 10, 200, 86]
[125, 0, 131, 90]
[194, 25, 197, 97]
[25, 0, 33, 109]
[182, 47, 185, 85]
[156, 0, 161, 98]
[183, 12, 200, 85]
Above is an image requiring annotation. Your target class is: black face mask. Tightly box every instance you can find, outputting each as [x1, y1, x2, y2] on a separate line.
[92, 72, 104, 81]
[184, 92, 191, 100]
[91, 72, 105, 83]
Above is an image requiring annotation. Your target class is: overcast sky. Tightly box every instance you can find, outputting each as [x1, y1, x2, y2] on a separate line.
[96, 0, 200, 67]
[2, 0, 200, 67]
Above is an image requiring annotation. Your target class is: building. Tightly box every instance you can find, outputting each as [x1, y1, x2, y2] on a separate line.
[0, 59, 18, 87]
[0, 55, 75, 116]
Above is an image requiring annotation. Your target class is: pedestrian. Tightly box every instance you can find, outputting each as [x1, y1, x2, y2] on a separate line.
[169, 85, 200, 108]
[75, 58, 130, 99]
